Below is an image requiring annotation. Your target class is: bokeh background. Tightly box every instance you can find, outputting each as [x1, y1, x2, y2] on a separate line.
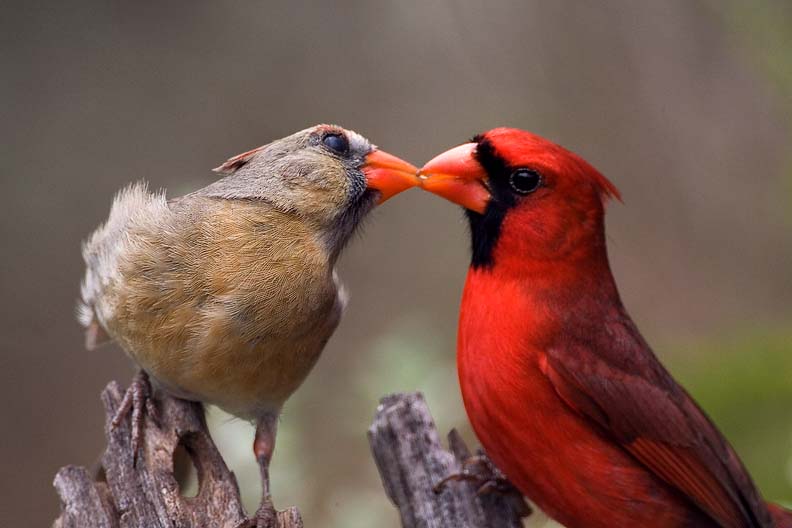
[2, 1, 791, 526]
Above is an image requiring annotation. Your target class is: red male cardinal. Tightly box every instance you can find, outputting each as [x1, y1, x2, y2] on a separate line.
[419, 128, 792, 528]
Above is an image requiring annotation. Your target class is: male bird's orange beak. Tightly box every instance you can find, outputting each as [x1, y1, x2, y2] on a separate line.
[362, 149, 420, 204]
[418, 143, 491, 214]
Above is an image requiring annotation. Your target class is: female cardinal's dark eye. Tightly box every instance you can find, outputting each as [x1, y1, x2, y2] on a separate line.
[510, 168, 542, 194]
[322, 133, 349, 155]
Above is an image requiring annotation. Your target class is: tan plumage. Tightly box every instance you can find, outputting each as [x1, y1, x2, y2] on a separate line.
[77, 124, 418, 525]
[85, 192, 343, 416]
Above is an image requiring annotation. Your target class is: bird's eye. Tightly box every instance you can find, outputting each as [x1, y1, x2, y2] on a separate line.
[322, 133, 349, 155]
[509, 168, 542, 194]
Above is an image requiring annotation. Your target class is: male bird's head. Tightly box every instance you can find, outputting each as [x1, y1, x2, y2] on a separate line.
[419, 128, 621, 270]
[199, 124, 418, 252]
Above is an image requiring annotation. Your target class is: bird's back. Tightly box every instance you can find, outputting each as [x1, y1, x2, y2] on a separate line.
[78, 182, 171, 349]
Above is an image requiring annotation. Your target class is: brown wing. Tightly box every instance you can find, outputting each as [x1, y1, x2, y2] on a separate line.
[544, 315, 772, 528]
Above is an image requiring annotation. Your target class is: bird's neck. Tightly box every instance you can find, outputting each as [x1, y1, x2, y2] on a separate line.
[321, 191, 379, 266]
[460, 242, 625, 357]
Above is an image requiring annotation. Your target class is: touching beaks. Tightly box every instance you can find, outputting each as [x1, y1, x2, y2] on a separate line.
[418, 143, 491, 214]
[362, 149, 420, 204]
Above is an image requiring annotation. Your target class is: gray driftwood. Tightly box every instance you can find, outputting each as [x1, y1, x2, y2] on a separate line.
[369, 392, 530, 528]
[52, 380, 302, 528]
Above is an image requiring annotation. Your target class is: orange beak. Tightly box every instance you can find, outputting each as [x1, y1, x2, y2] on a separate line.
[362, 149, 420, 204]
[418, 143, 491, 214]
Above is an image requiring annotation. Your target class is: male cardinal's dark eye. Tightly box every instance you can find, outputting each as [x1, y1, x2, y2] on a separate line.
[510, 168, 542, 194]
[322, 133, 349, 155]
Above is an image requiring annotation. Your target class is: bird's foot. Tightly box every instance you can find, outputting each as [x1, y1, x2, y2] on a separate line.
[111, 370, 160, 466]
[434, 453, 515, 495]
[235, 498, 278, 528]
[253, 499, 278, 528]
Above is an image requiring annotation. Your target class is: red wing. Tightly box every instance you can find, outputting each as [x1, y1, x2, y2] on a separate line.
[628, 437, 745, 526]
[545, 338, 772, 528]
[768, 504, 792, 528]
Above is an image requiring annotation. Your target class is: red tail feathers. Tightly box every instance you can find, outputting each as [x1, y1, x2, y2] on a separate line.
[769, 503, 792, 528]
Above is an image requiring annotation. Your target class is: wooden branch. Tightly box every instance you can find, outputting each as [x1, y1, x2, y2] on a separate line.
[54, 384, 525, 528]
[369, 392, 530, 528]
[52, 381, 302, 528]
[53, 466, 118, 528]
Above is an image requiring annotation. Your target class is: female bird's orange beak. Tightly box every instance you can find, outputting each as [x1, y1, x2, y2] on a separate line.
[362, 149, 420, 204]
[418, 143, 491, 214]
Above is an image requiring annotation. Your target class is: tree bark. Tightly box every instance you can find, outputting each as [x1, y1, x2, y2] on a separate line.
[368, 392, 530, 528]
[52, 381, 302, 528]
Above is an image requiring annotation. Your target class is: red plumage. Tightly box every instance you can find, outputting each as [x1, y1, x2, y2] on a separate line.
[421, 128, 791, 528]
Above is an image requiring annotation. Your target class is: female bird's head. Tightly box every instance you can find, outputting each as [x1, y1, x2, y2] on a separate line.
[200, 124, 419, 251]
[420, 128, 620, 270]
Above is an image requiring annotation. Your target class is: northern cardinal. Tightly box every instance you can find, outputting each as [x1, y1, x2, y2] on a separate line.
[78, 124, 418, 526]
[419, 128, 791, 528]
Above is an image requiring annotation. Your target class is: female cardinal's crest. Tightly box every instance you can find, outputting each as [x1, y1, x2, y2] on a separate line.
[213, 145, 266, 174]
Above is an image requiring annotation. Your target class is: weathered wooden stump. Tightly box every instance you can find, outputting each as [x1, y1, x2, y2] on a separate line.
[52, 381, 301, 528]
[368, 392, 530, 528]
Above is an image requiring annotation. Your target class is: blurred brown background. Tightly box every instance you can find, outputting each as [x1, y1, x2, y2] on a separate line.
[2, 1, 791, 526]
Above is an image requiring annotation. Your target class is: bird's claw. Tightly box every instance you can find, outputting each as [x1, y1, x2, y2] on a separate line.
[255, 500, 278, 528]
[234, 498, 278, 528]
[433, 453, 512, 495]
[111, 371, 159, 466]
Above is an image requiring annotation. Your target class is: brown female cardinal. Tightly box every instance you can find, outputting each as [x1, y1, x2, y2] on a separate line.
[419, 128, 791, 528]
[78, 124, 418, 526]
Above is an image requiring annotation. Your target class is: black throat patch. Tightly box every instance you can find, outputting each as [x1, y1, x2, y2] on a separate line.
[467, 137, 516, 269]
